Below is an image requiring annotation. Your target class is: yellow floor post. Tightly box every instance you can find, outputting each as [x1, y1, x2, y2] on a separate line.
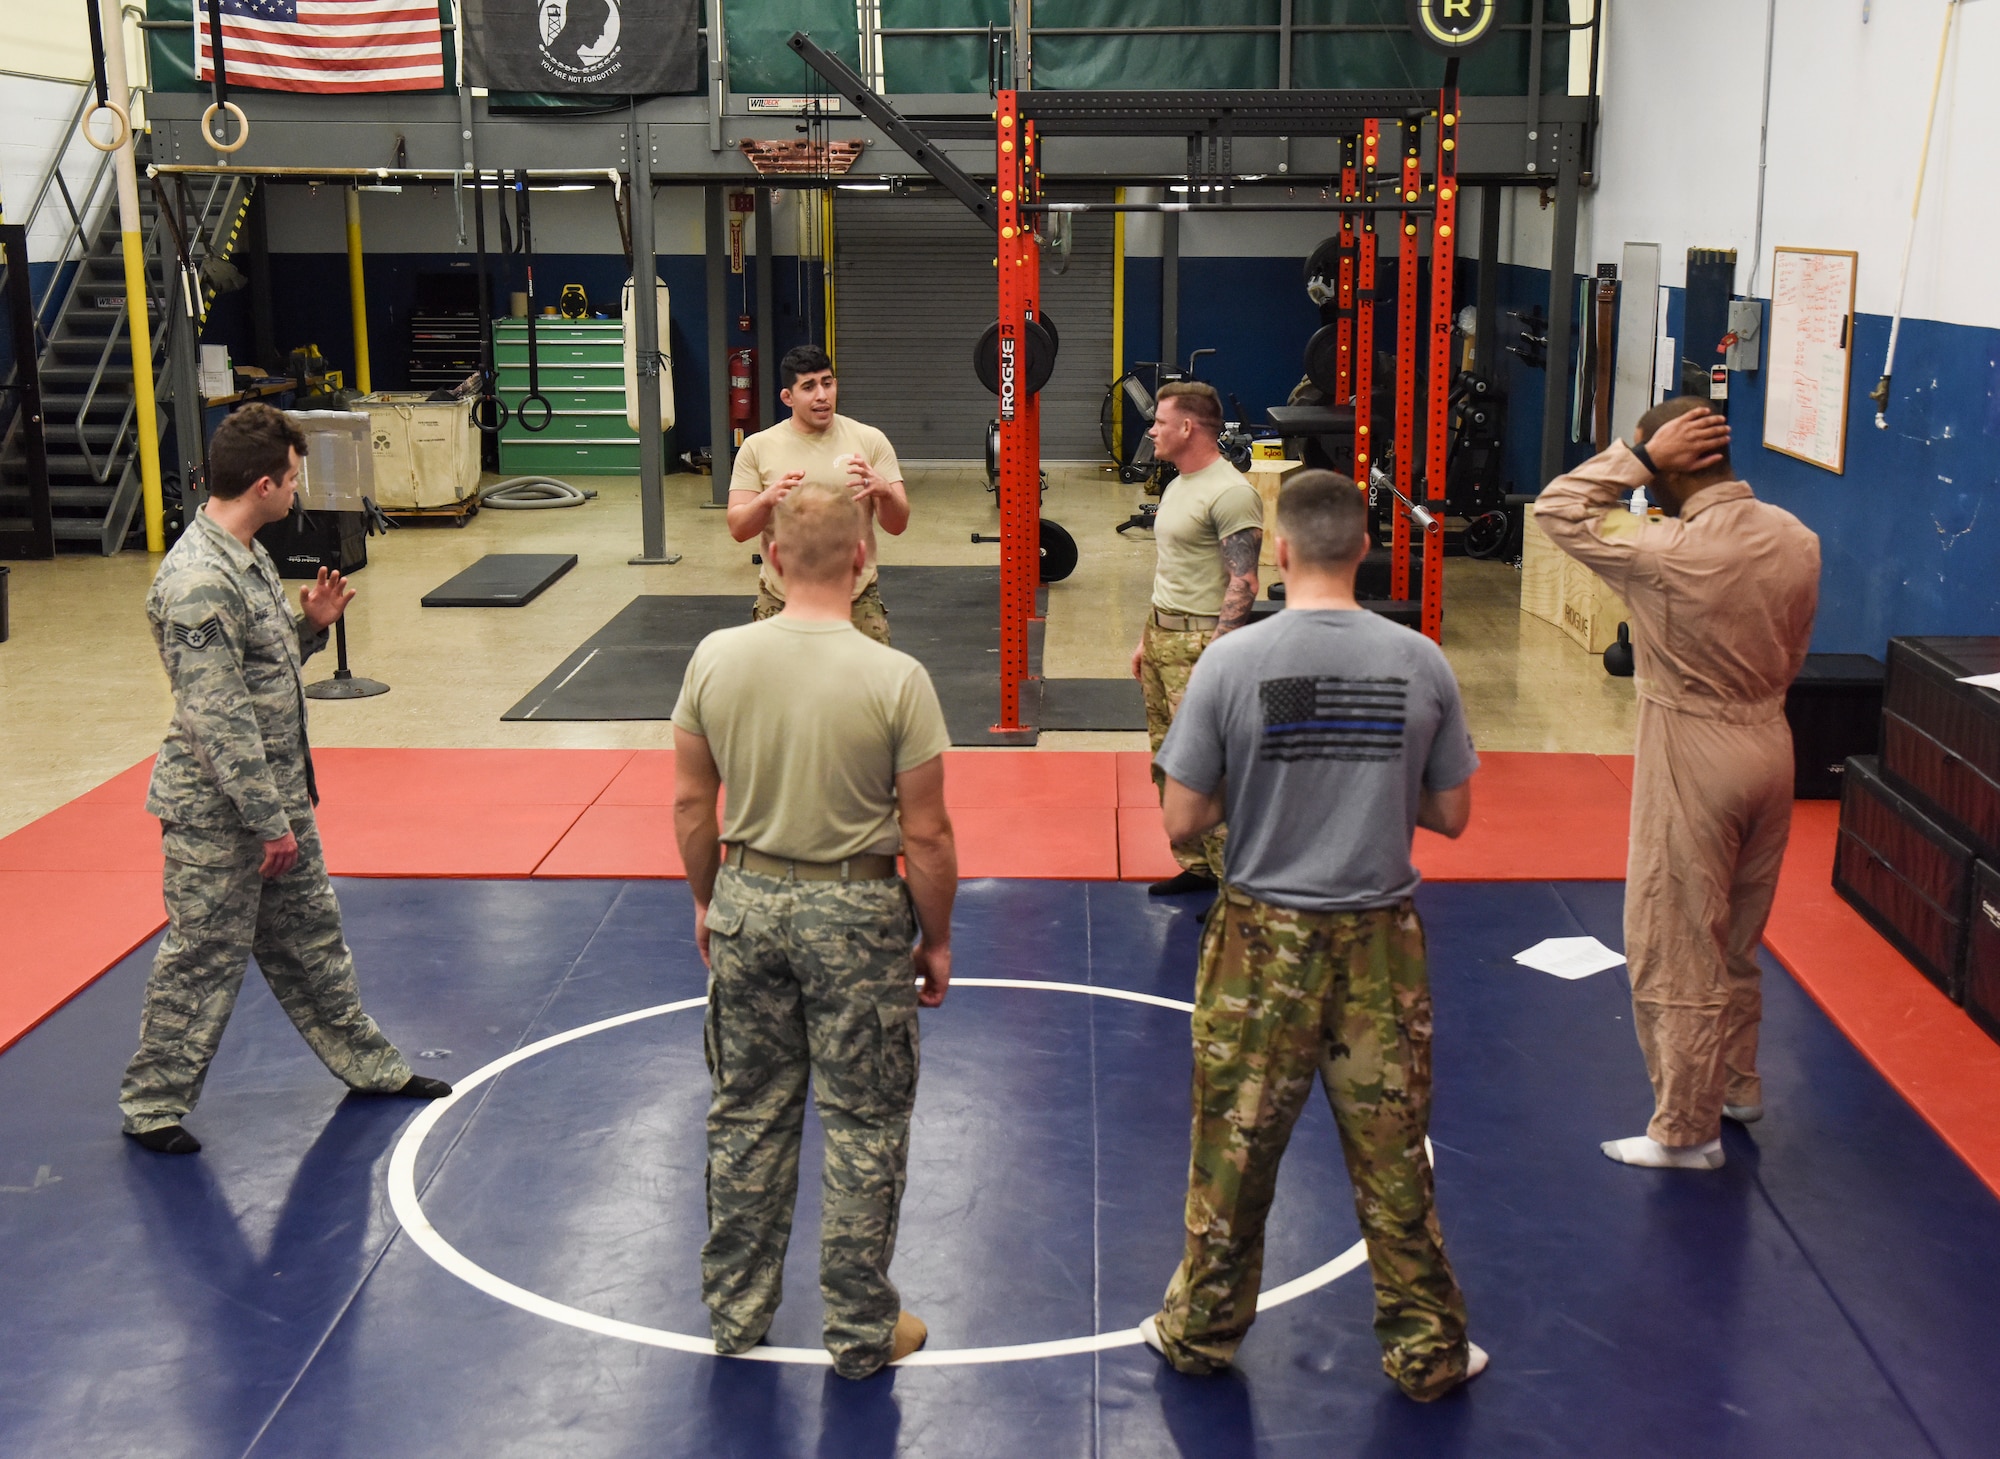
[99, 0, 163, 550]
[346, 186, 372, 394]
[1111, 186, 1126, 461]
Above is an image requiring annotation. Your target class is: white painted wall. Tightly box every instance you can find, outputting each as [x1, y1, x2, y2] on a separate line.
[1509, 0, 2000, 330]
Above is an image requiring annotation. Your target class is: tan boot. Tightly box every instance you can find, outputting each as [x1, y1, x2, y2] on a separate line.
[889, 1311, 928, 1363]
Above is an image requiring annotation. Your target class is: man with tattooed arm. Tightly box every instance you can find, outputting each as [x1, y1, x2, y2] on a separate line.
[1129, 380, 1264, 898]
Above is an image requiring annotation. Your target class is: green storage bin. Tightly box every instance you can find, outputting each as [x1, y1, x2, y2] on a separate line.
[495, 362, 622, 389]
[499, 412, 639, 444]
[490, 385, 624, 414]
[500, 439, 645, 474]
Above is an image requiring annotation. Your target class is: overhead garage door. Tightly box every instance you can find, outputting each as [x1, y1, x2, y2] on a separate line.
[831, 192, 1113, 461]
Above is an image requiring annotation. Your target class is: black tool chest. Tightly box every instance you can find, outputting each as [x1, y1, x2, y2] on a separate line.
[1836, 639, 2000, 1030]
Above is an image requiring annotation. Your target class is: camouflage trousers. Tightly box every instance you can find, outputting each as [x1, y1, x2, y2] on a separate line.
[700, 864, 920, 1378]
[1140, 618, 1226, 879]
[753, 579, 892, 647]
[1155, 887, 1470, 1401]
[119, 820, 413, 1134]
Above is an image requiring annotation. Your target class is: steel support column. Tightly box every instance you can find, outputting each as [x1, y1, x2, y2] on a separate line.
[1476, 182, 1500, 375]
[1391, 125, 1420, 604]
[1538, 128, 1580, 488]
[992, 90, 1035, 737]
[630, 112, 673, 562]
[1422, 78, 1460, 646]
[1161, 206, 1179, 369]
[704, 182, 731, 505]
[754, 187, 775, 428]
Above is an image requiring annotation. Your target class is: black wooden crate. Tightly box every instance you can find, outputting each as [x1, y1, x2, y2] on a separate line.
[1834, 756, 1974, 1001]
[1785, 653, 1883, 799]
[1881, 708, 2000, 858]
[1965, 862, 2000, 1043]
[1884, 637, 2000, 783]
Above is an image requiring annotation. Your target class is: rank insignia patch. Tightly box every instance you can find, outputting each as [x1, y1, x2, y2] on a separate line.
[170, 616, 225, 650]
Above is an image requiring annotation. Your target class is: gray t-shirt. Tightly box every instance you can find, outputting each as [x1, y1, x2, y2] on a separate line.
[1155, 608, 1479, 912]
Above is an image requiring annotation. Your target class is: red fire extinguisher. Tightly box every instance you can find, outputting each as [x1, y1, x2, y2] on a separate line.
[729, 347, 756, 447]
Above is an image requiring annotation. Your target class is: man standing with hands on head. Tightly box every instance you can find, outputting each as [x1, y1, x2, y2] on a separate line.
[1141, 470, 1485, 1401]
[120, 404, 449, 1156]
[727, 344, 909, 645]
[1130, 380, 1265, 898]
[675, 479, 957, 1379]
[1536, 401, 1818, 1172]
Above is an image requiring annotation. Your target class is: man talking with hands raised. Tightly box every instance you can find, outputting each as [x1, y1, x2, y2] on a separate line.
[727, 344, 910, 645]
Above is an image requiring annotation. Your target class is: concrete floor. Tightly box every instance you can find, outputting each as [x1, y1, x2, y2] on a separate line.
[0, 463, 1633, 836]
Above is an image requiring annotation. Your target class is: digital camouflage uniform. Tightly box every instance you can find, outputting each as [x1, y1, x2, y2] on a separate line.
[700, 865, 920, 1379]
[1155, 886, 1470, 1402]
[752, 579, 892, 647]
[1140, 619, 1227, 879]
[118, 511, 412, 1135]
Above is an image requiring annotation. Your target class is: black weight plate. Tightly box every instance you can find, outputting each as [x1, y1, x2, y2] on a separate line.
[1303, 323, 1344, 396]
[973, 318, 1056, 396]
[1039, 518, 1079, 584]
[1304, 235, 1341, 290]
[1034, 307, 1058, 358]
[985, 419, 1000, 484]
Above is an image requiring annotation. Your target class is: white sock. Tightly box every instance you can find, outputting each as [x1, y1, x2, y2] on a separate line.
[1723, 1103, 1763, 1124]
[1600, 1135, 1725, 1170]
[1465, 1341, 1490, 1380]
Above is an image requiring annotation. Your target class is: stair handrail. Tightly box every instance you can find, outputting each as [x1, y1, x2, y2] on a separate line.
[31, 80, 148, 335]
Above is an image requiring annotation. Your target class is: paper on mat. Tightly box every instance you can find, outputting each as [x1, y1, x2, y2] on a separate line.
[1514, 937, 1626, 980]
[1956, 672, 2000, 692]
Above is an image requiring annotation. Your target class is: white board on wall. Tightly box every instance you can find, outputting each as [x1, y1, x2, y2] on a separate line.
[1762, 247, 1857, 474]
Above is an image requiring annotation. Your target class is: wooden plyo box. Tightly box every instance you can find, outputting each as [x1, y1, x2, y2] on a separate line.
[1247, 458, 1304, 568]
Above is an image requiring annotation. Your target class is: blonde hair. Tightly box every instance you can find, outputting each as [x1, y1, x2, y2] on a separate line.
[771, 480, 864, 584]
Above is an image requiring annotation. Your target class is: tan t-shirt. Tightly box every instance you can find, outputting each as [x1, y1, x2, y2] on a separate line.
[1150, 457, 1266, 616]
[671, 617, 950, 861]
[729, 414, 903, 602]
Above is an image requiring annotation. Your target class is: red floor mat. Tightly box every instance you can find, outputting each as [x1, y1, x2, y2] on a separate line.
[1117, 806, 1184, 882]
[316, 800, 591, 879]
[597, 751, 677, 806]
[534, 805, 684, 879]
[1116, 750, 1158, 807]
[0, 871, 165, 1053]
[952, 806, 1119, 879]
[310, 747, 632, 805]
[0, 801, 162, 873]
[942, 750, 1119, 809]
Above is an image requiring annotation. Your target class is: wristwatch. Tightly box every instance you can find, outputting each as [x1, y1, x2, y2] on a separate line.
[1628, 440, 1658, 476]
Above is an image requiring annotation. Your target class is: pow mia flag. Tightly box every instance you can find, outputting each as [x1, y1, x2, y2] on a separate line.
[462, 0, 701, 94]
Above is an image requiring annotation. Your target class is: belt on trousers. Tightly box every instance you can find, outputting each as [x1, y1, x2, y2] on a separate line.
[724, 843, 898, 882]
[1151, 609, 1220, 631]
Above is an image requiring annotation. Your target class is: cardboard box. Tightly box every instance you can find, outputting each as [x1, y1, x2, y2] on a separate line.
[1560, 559, 1630, 654]
[1246, 458, 1303, 567]
[355, 394, 480, 509]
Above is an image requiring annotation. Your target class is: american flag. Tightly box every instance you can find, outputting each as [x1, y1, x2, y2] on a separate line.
[195, 0, 445, 94]
[1258, 676, 1409, 763]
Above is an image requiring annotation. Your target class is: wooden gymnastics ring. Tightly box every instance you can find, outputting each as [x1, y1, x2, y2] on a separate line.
[200, 101, 250, 154]
[81, 100, 131, 153]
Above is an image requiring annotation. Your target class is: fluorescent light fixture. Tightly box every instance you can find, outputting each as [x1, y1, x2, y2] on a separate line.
[837, 182, 892, 191]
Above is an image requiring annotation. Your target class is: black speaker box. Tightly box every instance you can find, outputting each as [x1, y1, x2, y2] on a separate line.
[1834, 755, 1975, 1001]
[1784, 654, 1883, 799]
[256, 509, 367, 580]
[1883, 637, 2000, 804]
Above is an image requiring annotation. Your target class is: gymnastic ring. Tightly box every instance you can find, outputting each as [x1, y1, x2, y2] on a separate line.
[81, 101, 131, 153]
[471, 393, 510, 434]
[200, 101, 250, 155]
[515, 392, 554, 433]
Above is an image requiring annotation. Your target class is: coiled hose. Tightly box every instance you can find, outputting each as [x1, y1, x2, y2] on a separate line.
[477, 477, 596, 510]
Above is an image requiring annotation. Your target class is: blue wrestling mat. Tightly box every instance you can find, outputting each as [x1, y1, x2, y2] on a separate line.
[1, 879, 1994, 1458]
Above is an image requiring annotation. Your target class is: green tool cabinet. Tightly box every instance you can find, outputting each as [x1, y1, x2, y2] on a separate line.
[494, 320, 671, 476]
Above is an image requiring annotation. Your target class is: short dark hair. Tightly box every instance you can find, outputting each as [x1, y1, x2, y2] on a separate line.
[1276, 469, 1370, 567]
[208, 403, 306, 500]
[1635, 395, 1732, 470]
[1156, 380, 1223, 434]
[780, 344, 834, 390]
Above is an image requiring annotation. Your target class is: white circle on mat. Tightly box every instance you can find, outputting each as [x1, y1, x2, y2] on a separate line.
[387, 978, 1370, 1366]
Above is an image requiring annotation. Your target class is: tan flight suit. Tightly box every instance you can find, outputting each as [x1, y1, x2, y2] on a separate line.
[1535, 443, 1818, 1147]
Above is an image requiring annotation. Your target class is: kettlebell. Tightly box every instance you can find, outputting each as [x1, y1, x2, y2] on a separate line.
[1604, 622, 1635, 678]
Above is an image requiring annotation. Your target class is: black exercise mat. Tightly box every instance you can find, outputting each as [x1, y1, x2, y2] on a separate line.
[1036, 677, 1147, 732]
[501, 595, 747, 721]
[422, 553, 578, 608]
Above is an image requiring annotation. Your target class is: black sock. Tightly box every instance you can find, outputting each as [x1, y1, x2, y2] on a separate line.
[126, 1125, 201, 1155]
[397, 1075, 453, 1099]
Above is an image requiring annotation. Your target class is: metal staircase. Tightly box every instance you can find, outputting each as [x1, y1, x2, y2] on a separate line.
[2, 103, 254, 555]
